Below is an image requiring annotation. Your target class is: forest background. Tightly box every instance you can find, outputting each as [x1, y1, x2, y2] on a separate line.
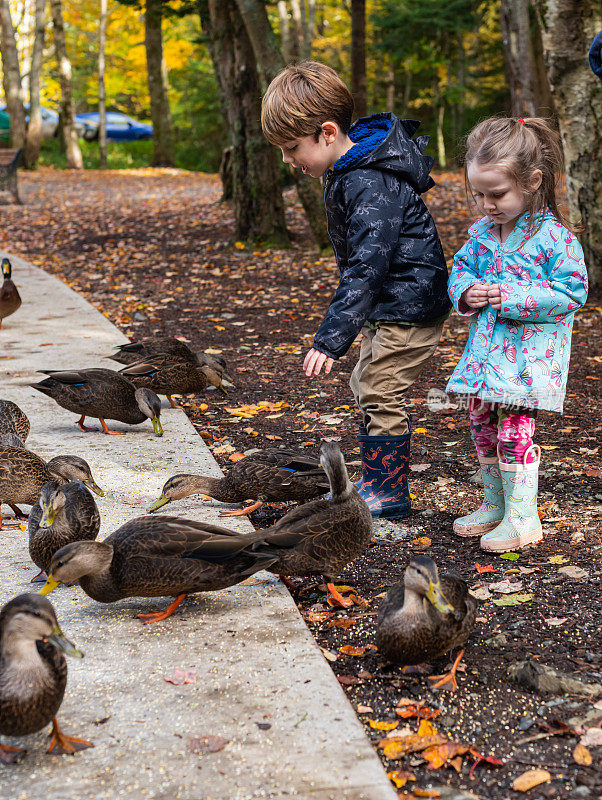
[0, 0, 601, 283]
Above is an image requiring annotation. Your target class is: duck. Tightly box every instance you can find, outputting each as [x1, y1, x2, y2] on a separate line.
[31, 368, 163, 435]
[148, 448, 330, 516]
[0, 447, 103, 529]
[28, 481, 101, 582]
[0, 398, 30, 441]
[40, 515, 277, 624]
[375, 555, 477, 690]
[106, 336, 231, 376]
[0, 432, 25, 449]
[0, 258, 22, 328]
[119, 354, 228, 408]
[181, 441, 373, 608]
[0, 593, 93, 762]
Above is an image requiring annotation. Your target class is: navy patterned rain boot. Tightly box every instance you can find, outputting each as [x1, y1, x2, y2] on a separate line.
[356, 429, 411, 519]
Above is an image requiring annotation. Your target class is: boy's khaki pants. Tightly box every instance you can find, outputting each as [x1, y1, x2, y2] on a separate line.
[349, 321, 445, 436]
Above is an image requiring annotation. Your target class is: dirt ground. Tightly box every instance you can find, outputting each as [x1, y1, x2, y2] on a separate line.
[2, 168, 601, 799]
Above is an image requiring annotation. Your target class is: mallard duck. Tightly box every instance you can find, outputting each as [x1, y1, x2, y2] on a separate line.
[375, 555, 477, 690]
[0, 447, 103, 529]
[119, 355, 227, 408]
[107, 336, 231, 376]
[0, 593, 92, 762]
[0, 433, 25, 449]
[148, 448, 330, 516]
[183, 441, 373, 608]
[0, 258, 21, 328]
[40, 515, 277, 624]
[0, 398, 30, 441]
[31, 368, 163, 435]
[28, 481, 101, 581]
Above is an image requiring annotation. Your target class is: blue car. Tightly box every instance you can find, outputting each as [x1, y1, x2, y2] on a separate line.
[75, 112, 153, 142]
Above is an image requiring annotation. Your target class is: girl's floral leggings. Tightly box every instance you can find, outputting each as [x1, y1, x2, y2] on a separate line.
[468, 396, 537, 464]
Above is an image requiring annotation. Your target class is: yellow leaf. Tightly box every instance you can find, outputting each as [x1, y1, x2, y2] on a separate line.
[573, 743, 592, 766]
[512, 769, 551, 792]
[387, 770, 415, 789]
[368, 719, 399, 731]
[414, 427, 427, 433]
[234, 241, 245, 249]
[417, 719, 439, 737]
[547, 555, 569, 564]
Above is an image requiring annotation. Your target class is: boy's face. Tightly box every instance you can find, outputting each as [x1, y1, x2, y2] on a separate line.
[279, 125, 339, 178]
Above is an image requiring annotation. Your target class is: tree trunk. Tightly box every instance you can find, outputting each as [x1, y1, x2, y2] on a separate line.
[24, 0, 46, 168]
[145, 0, 174, 167]
[98, 0, 108, 169]
[500, 0, 539, 117]
[200, 0, 288, 245]
[350, 0, 367, 118]
[436, 102, 446, 168]
[290, 0, 306, 60]
[535, 0, 602, 286]
[276, 1, 291, 63]
[234, 0, 329, 249]
[0, 0, 26, 149]
[385, 60, 395, 113]
[49, 0, 83, 169]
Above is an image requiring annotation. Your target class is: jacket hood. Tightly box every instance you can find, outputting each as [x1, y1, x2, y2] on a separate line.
[332, 112, 435, 193]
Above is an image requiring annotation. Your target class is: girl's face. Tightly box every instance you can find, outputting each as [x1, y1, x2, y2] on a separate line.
[467, 163, 542, 232]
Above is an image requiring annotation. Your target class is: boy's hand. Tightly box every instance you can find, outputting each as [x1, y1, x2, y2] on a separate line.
[487, 283, 502, 310]
[462, 282, 490, 309]
[303, 348, 335, 377]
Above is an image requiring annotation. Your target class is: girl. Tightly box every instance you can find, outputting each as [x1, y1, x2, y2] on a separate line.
[447, 117, 588, 553]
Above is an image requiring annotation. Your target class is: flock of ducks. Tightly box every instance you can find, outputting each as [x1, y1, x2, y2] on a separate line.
[0, 287, 477, 765]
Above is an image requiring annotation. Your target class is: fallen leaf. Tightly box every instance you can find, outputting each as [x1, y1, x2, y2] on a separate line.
[573, 743, 592, 765]
[469, 586, 491, 600]
[558, 565, 589, 579]
[492, 593, 533, 606]
[410, 463, 431, 472]
[305, 610, 334, 623]
[163, 669, 197, 685]
[545, 617, 568, 626]
[412, 536, 431, 549]
[337, 675, 361, 686]
[500, 552, 520, 561]
[387, 770, 415, 789]
[580, 728, 602, 748]
[414, 428, 427, 434]
[489, 579, 524, 594]
[368, 719, 399, 731]
[417, 719, 439, 737]
[547, 555, 569, 564]
[228, 452, 246, 462]
[379, 733, 447, 759]
[319, 646, 338, 662]
[396, 705, 441, 720]
[475, 563, 496, 573]
[512, 768, 551, 792]
[422, 741, 469, 769]
[327, 617, 356, 630]
[187, 735, 229, 755]
[357, 704, 373, 713]
[443, 441, 459, 446]
[340, 644, 376, 656]
[413, 790, 441, 797]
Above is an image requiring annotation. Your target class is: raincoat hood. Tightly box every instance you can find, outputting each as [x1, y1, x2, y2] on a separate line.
[332, 112, 435, 194]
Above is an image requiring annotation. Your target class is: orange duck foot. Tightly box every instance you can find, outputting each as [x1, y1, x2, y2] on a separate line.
[326, 581, 353, 608]
[100, 418, 125, 435]
[0, 743, 26, 763]
[219, 500, 263, 517]
[427, 649, 466, 692]
[277, 574, 298, 591]
[137, 594, 186, 624]
[77, 415, 98, 432]
[47, 717, 93, 755]
[167, 396, 178, 408]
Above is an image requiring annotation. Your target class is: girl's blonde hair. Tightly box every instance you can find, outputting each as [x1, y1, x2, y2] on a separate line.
[464, 116, 575, 232]
[262, 61, 354, 145]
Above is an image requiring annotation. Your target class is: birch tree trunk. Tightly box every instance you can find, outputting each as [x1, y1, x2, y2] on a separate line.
[276, 1, 291, 63]
[99, 0, 108, 169]
[234, 0, 330, 250]
[536, 0, 602, 285]
[0, 0, 26, 149]
[500, 0, 539, 117]
[50, 0, 83, 169]
[200, 0, 288, 245]
[25, 0, 46, 167]
[351, 0, 367, 118]
[145, 0, 174, 166]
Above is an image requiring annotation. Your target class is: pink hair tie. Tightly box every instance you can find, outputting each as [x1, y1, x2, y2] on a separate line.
[518, 118, 526, 125]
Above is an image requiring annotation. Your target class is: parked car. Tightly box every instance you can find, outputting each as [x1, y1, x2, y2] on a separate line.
[0, 110, 9, 143]
[74, 112, 153, 142]
[0, 103, 95, 139]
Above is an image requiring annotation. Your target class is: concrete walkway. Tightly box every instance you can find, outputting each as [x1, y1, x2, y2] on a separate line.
[0, 252, 397, 800]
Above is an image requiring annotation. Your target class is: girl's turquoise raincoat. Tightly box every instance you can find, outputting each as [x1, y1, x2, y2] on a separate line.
[446, 212, 588, 412]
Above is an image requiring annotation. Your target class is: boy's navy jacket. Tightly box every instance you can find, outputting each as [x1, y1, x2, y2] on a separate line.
[313, 112, 451, 360]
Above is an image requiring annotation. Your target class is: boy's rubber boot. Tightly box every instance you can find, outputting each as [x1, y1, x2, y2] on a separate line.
[480, 445, 543, 552]
[453, 455, 504, 537]
[356, 428, 411, 519]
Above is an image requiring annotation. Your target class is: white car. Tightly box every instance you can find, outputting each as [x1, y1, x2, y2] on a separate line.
[0, 103, 96, 139]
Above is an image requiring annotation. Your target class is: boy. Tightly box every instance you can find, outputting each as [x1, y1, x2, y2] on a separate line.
[261, 62, 451, 519]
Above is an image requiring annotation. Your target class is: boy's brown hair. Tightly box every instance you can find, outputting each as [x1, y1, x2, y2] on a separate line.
[262, 61, 354, 145]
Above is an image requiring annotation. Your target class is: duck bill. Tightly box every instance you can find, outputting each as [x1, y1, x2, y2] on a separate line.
[39, 504, 55, 529]
[84, 478, 104, 497]
[46, 624, 84, 658]
[147, 493, 169, 513]
[426, 580, 454, 614]
[152, 416, 163, 437]
[39, 574, 61, 596]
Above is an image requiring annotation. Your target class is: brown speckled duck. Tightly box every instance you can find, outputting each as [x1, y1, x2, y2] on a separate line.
[31, 368, 163, 435]
[0, 258, 22, 328]
[40, 515, 277, 624]
[119, 355, 227, 408]
[185, 442, 373, 608]
[148, 448, 330, 516]
[0, 593, 92, 762]
[0, 446, 102, 529]
[28, 481, 101, 581]
[375, 556, 477, 690]
[0, 399, 30, 441]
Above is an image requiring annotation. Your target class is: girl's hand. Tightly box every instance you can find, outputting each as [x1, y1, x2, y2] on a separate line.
[487, 284, 502, 310]
[303, 348, 335, 377]
[462, 282, 490, 309]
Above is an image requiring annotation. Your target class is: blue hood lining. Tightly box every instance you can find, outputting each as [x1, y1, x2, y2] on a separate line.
[333, 115, 393, 172]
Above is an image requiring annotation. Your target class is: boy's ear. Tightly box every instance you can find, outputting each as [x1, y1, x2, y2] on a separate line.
[320, 121, 339, 143]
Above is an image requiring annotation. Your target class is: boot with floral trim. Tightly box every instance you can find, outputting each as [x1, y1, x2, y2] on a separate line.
[480, 446, 543, 552]
[453, 455, 504, 537]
